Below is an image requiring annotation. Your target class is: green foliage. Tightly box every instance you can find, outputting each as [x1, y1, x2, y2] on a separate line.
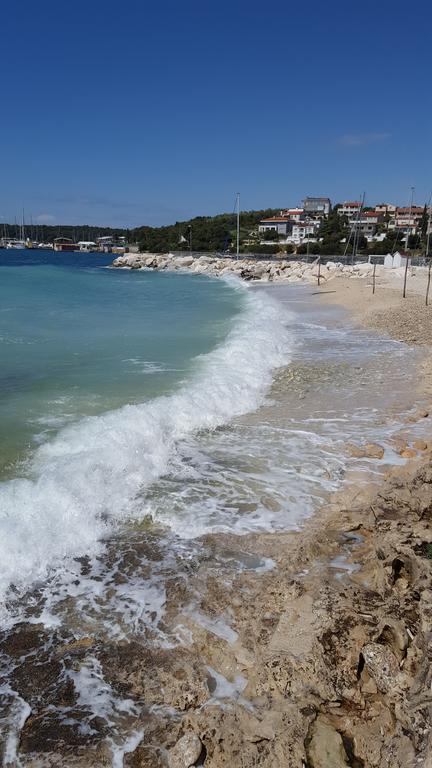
[318, 210, 348, 254]
[408, 234, 421, 249]
[259, 228, 279, 241]
[135, 209, 279, 253]
[0, 223, 129, 243]
[368, 231, 404, 254]
[420, 205, 428, 239]
[296, 242, 320, 255]
[247, 244, 280, 254]
[285, 243, 295, 254]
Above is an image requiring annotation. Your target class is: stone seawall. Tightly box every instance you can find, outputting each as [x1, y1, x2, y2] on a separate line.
[112, 252, 380, 283]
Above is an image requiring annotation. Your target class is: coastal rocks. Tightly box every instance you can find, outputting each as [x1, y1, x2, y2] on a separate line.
[364, 443, 385, 459]
[360, 643, 400, 693]
[111, 253, 378, 285]
[306, 719, 350, 768]
[345, 442, 384, 459]
[168, 733, 203, 768]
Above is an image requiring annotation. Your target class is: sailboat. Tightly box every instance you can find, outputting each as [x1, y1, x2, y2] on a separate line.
[6, 209, 26, 249]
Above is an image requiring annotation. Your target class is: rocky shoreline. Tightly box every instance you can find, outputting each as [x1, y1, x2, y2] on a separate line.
[2, 443, 431, 767]
[112, 252, 380, 283]
[1, 258, 431, 767]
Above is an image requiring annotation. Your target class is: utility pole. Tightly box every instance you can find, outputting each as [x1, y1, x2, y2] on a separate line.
[236, 192, 240, 259]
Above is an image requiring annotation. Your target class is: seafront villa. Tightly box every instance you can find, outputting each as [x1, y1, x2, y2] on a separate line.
[258, 195, 431, 247]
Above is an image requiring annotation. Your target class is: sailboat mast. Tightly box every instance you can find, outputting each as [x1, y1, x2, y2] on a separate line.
[236, 192, 240, 259]
[427, 197, 432, 258]
[352, 192, 365, 262]
[405, 186, 414, 252]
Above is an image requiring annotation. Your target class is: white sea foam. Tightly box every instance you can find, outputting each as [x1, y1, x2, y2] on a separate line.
[0, 284, 292, 611]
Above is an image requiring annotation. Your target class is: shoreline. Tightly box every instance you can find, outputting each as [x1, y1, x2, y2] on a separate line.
[2, 263, 432, 766]
[133, 261, 432, 766]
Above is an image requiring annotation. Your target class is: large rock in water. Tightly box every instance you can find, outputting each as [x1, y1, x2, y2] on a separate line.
[168, 733, 203, 768]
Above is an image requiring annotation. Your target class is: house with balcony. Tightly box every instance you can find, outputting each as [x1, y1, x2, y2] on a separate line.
[375, 203, 396, 215]
[388, 206, 424, 234]
[258, 217, 293, 236]
[289, 221, 321, 245]
[337, 201, 362, 219]
[279, 208, 304, 222]
[348, 211, 384, 241]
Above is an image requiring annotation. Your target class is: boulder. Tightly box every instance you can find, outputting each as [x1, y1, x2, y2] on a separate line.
[361, 642, 399, 693]
[345, 443, 367, 458]
[175, 256, 194, 268]
[400, 448, 417, 459]
[364, 443, 385, 459]
[306, 719, 349, 768]
[168, 733, 203, 768]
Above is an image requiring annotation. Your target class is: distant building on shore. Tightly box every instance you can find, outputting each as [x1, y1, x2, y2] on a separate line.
[53, 237, 78, 252]
[279, 207, 304, 222]
[302, 197, 331, 216]
[289, 221, 320, 245]
[337, 201, 362, 219]
[375, 203, 396, 215]
[258, 217, 293, 236]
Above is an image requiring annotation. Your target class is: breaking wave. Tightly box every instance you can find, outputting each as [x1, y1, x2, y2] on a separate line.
[0, 282, 293, 609]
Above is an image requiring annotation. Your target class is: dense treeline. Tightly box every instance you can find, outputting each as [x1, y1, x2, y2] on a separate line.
[0, 223, 129, 243]
[132, 209, 279, 253]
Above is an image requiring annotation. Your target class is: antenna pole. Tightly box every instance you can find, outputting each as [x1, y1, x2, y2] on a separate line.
[236, 192, 240, 259]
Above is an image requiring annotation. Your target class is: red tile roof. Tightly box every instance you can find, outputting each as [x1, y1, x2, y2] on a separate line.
[396, 207, 424, 214]
[260, 217, 290, 222]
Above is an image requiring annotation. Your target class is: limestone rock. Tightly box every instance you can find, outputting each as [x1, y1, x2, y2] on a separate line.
[413, 439, 428, 451]
[345, 443, 367, 458]
[168, 733, 202, 768]
[306, 719, 349, 767]
[400, 448, 417, 459]
[361, 642, 399, 693]
[365, 443, 385, 459]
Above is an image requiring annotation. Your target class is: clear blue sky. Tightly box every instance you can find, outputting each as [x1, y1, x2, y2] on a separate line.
[2, 0, 431, 227]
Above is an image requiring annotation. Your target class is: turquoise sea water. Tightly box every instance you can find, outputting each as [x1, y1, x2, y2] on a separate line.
[0, 250, 291, 608]
[0, 251, 242, 474]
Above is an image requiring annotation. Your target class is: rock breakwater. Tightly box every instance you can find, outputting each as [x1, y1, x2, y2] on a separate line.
[112, 253, 380, 283]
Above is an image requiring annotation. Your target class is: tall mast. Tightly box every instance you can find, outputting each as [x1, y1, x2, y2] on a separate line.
[236, 192, 240, 259]
[352, 192, 365, 262]
[22, 207, 25, 242]
[405, 186, 414, 252]
[427, 195, 432, 257]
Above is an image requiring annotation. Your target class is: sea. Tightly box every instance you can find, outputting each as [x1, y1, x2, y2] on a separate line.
[0, 249, 427, 764]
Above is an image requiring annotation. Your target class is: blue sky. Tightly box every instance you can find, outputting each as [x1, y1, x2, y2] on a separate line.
[1, 0, 431, 227]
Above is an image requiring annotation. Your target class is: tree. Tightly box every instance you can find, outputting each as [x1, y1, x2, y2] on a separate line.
[259, 229, 279, 242]
[420, 205, 428, 239]
[296, 242, 320, 255]
[318, 210, 348, 254]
